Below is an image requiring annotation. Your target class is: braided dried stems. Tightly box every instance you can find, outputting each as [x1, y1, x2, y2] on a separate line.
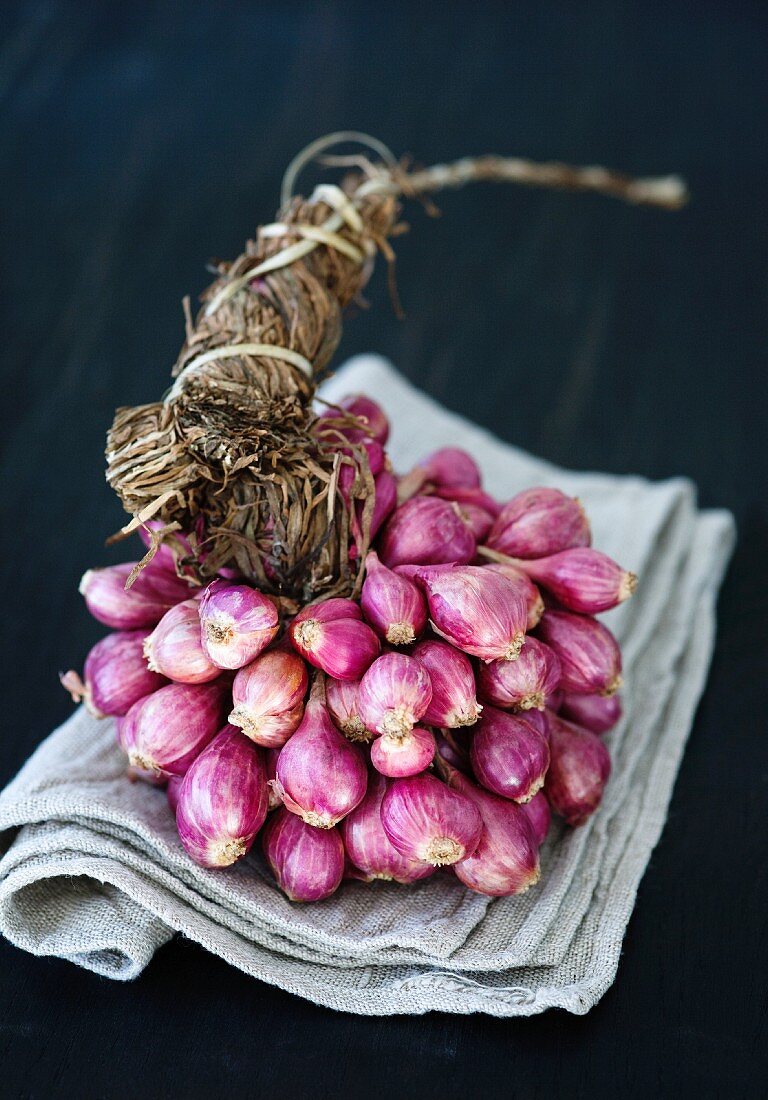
[106, 134, 687, 603]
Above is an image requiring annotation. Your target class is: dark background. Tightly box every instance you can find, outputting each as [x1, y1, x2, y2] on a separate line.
[2, 1, 766, 1096]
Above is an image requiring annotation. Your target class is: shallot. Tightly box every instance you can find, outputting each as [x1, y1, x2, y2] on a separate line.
[341, 771, 434, 884]
[290, 598, 380, 681]
[470, 705, 550, 803]
[380, 773, 482, 867]
[198, 580, 278, 668]
[262, 808, 345, 902]
[546, 712, 611, 826]
[176, 726, 268, 867]
[275, 678, 367, 827]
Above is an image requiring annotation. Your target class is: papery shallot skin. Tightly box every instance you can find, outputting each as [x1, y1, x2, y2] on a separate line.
[358, 652, 433, 738]
[289, 599, 380, 681]
[483, 562, 545, 630]
[379, 497, 476, 569]
[144, 600, 220, 684]
[559, 691, 622, 734]
[520, 707, 548, 738]
[432, 485, 501, 518]
[412, 639, 481, 728]
[176, 726, 269, 868]
[417, 447, 482, 490]
[470, 705, 551, 804]
[262, 808, 345, 902]
[326, 677, 372, 742]
[512, 548, 637, 615]
[520, 790, 552, 847]
[338, 393, 390, 444]
[361, 551, 427, 645]
[380, 774, 483, 867]
[417, 565, 528, 663]
[370, 725, 436, 778]
[61, 630, 166, 717]
[486, 487, 591, 559]
[121, 680, 227, 778]
[535, 610, 622, 696]
[79, 561, 195, 630]
[341, 771, 434, 884]
[350, 468, 399, 562]
[198, 580, 278, 669]
[545, 713, 611, 826]
[444, 765, 541, 897]
[229, 649, 308, 747]
[476, 637, 561, 712]
[275, 685, 368, 828]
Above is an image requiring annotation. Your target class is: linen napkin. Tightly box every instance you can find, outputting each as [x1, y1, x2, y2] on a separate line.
[0, 356, 735, 1016]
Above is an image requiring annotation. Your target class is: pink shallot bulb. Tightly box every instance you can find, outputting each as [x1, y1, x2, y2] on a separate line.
[412, 639, 481, 728]
[453, 501, 494, 541]
[536, 610, 623, 696]
[378, 496, 476, 569]
[520, 790, 552, 847]
[432, 485, 501, 517]
[326, 677, 372, 742]
[484, 562, 545, 629]
[417, 565, 528, 662]
[198, 580, 278, 668]
[341, 771, 434, 884]
[338, 393, 390, 444]
[120, 680, 226, 778]
[229, 649, 308, 747]
[546, 713, 611, 826]
[476, 637, 561, 712]
[79, 561, 195, 630]
[381, 773, 483, 867]
[470, 705, 551, 803]
[558, 691, 622, 734]
[367, 469, 398, 541]
[487, 487, 591, 559]
[143, 600, 220, 683]
[176, 726, 269, 868]
[520, 707, 548, 737]
[60, 630, 166, 717]
[274, 678, 368, 828]
[262, 808, 345, 902]
[442, 762, 541, 897]
[509, 548, 637, 614]
[350, 468, 399, 562]
[360, 551, 427, 645]
[358, 652, 432, 738]
[289, 598, 380, 681]
[370, 725, 436, 778]
[417, 447, 482, 490]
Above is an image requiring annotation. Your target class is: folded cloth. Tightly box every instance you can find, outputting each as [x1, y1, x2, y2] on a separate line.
[0, 356, 735, 1016]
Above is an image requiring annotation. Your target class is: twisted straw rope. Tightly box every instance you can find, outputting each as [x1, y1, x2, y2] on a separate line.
[177, 132, 687, 391]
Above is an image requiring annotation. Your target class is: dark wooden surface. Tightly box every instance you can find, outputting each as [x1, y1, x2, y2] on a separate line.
[2, 2, 766, 1096]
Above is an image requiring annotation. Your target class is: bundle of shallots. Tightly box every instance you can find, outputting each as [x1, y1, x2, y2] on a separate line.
[62, 135, 681, 902]
[64, 391, 633, 901]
